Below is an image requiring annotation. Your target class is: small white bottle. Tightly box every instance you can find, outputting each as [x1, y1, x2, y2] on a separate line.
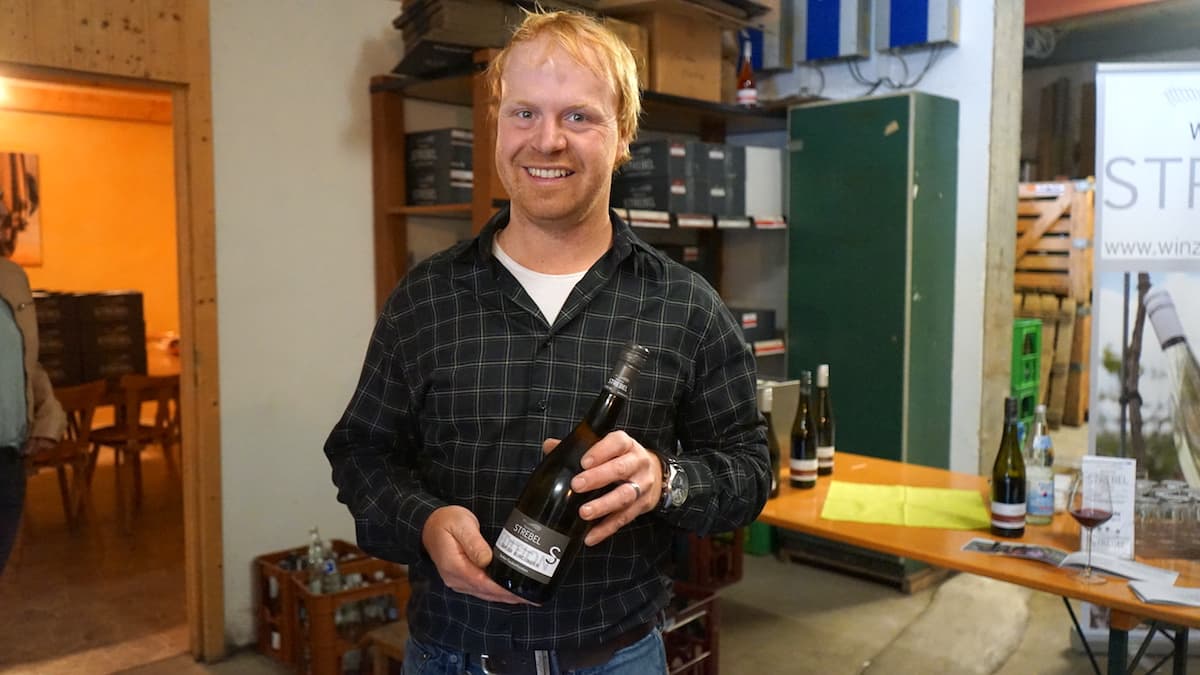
[1025, 405, 1055, 525]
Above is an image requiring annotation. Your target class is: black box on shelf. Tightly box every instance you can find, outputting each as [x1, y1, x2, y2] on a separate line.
[36, 323, 81, 358]
[618, 140, 697, 179]
[406, 128, 473, 171]
[32, 291, 79, 330]
[611, 175, 707, 214]
[80, 319, 146, 353]
[406, 167, 473, 205]
[38, 351, 82, 387]
[654, 244, 716, 286]
[80, 346, 148, 382]
[726, 307, 776, 343]
[75, 291, 144, 324]
[392, 39, 477, 79]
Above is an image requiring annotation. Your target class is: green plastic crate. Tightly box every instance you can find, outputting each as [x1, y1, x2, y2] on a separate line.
[1012, 381, 1038, 443]
[744, 521, 775, 556]
[1012, 318, 1042, 393]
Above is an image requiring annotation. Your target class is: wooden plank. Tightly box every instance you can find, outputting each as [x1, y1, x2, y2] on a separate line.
[371, 79, 408, 313]
[1079, 82, 1096, 179]
[146, 0, 188, 81]
[1047, 297, 1076, 428]
[1014, 272, 1071, 296]
[30, 0, 76, 69]
[0, 79, 172, 123]
[1020, 238, 1072, 253]
[1063, 307, 1092, 426]
[0, 0, 34, 62]
[1016, 255, 1071, 272]
[1015, 190, 1071, 258]
[471, 48, 504, 234]
[1017, 217, 1072, 236]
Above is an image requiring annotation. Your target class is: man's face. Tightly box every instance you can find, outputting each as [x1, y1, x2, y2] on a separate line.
[495, 36, 625, 231]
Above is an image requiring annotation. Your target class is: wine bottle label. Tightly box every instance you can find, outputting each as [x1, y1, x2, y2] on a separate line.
[1026, 471, 1055, 518]
[737, 87, 758, 105]
[817, 444, 835, 468]
[493, 509, 570, 584]
[790, 457, 817, 484]
[991, 501, 1026, 531]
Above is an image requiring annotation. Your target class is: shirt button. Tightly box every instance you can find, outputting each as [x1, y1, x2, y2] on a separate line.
[537, 400, 547, 411]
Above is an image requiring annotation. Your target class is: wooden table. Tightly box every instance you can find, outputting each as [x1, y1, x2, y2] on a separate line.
[757, 452, 1200, 675]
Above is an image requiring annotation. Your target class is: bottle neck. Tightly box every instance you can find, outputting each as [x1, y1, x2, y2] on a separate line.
[582, 390, 627, 437]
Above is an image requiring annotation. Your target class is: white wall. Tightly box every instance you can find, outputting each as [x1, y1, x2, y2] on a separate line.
[766, 4, 997, 474]
[209, 0, 404, 646]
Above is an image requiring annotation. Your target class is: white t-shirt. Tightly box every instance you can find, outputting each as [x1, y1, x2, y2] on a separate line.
[493, 240, 587, 325]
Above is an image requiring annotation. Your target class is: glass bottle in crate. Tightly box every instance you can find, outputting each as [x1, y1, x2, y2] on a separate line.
[306, 527, 325, 593]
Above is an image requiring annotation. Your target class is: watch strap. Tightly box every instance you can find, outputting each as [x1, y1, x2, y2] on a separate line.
[654, 452, 673, 511]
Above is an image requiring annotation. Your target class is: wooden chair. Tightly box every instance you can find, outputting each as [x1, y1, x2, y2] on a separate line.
[24, 380, 106, 529]
[89, 373, 181, 531]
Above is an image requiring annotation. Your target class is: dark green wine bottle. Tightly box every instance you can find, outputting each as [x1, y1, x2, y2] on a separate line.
[487, 343, 650, 604]
[991, 397, 1027, 538]
[760, 385, 782, 498]
[790, 371, 817, 489]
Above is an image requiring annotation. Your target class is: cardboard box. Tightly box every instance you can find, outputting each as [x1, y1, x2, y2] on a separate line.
[727, 307, 777, 342]
[611, 174, 707, 213]
[407, 167, 473, 205]
[625, 10, 722, 102]
[618, 140, 694, 179]
[602, 17, 649, 89]
[39, 350, 82, 387]
[75, 291, 144, 324]
[655, 243, 717, 286]
[406, 128, 473, 171]
[32, 291, 78, 329]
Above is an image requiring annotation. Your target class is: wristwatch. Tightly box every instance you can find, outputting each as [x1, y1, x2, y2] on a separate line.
[657, 456, 689, 512]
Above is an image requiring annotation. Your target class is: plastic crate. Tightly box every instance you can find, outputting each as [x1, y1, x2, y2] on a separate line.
[1011, 318, 1041, 392]
[254, 539, 389, 668]
[1012, 381, 1038, 440]
[664, 582, 719, 675]
[293, 556, 410, 675]
[743, 521, 775, 556]
[672, 529, 744, 590]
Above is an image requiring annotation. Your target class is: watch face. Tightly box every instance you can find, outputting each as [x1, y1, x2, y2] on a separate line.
[669, 464, 688, 506]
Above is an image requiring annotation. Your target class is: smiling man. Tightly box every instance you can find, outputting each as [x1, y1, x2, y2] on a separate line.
[325, 11, 769, 675]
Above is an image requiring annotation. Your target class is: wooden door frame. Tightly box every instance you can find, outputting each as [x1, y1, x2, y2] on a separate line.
[0, 62, 225, 660]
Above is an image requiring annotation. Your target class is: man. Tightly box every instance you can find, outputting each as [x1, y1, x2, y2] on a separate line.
[0, 251, 66, 574]
[325, 11, 769, 674]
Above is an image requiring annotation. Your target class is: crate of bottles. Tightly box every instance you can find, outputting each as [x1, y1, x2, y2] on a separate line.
[254, 539, 389, 668]
[1012, 381, 1038, 440]
[293, 555, 410, 675]
[671, 529, 744, 590]
[663, 582, 719, 675]
[1011, 318, 1042, 392]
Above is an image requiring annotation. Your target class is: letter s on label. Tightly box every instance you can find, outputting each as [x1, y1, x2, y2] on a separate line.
[546, 546, 562, 565]
[1105, 157, 1137, 209]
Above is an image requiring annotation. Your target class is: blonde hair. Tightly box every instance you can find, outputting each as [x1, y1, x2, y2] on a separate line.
[486, 10, 642, 166]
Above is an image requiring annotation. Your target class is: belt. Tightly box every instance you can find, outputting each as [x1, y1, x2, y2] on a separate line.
[469, 621, 654, 675]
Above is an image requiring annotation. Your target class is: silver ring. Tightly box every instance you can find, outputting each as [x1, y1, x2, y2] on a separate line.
[626, 481, 642, 500]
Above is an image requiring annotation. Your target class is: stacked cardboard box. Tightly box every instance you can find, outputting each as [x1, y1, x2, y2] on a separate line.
[406, 128, 473, 205]
[392, 0, 521, 78]
[33, 290, 147, 385]
[611, 140, 745, 218]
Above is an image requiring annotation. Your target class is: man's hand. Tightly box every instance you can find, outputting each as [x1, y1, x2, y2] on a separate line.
[421, 505, 530, 604]
[544, 432, 662, 547]
[21, 436, 57, 456]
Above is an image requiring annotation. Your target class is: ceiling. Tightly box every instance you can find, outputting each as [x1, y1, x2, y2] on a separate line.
[1024, 0, 1200, 68]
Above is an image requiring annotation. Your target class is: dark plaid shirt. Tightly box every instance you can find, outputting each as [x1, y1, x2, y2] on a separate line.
[325, 207, 769, 653]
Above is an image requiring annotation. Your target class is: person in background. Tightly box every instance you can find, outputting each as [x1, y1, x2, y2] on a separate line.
[325, 10, 769, 675]
[0, 248, 66, 575]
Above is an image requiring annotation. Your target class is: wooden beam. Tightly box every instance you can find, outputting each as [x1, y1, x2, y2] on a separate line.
[0, 78, 172, 123]
[1025, 0, 1165, 26]
[370, 77, 408, 313]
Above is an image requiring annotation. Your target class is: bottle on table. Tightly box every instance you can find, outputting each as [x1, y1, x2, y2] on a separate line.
[306, 527, 325, 593]
[790, 371, 818, 489]
[1025, 404, 1055, 525]
[760, 384, 782, 498]
[991, 397, 1027, 538]
[815, 364, 836, 476]
[736, 37, 758, 107]
[487, 343, 651, 605]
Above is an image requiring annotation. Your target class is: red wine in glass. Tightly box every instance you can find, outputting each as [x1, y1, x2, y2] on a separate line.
[1069, 508, 1113, 529]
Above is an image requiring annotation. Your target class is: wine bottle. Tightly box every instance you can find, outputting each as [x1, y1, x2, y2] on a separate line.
[1145, 287, 1200, 487]
[487, 343, 651, 604]
[790, 371, 818, 489]
[759, 384, 782, 498]
[736, 38, 757, 107]
[1025, 404, 1054, 526]
[991, 397, 1027, 538]
[815, 364, 835, 476]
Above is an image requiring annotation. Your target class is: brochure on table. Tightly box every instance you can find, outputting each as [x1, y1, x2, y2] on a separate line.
[1080, 455, 1136, 560]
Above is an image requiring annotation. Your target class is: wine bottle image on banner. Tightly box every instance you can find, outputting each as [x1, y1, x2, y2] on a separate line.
[815, 364, 835, 476]
[487, 344, 650, 605]
[759, 384, 782, 498]
[991, 396, 1027, 538]
[790, 371, 818, 489]
[1145, 287, 1200, 487]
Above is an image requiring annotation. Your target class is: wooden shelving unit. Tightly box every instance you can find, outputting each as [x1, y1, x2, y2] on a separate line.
[368, 52, 789, 310]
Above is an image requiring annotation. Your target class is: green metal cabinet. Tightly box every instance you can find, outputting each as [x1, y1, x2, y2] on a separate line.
[787, 92, 958, 468]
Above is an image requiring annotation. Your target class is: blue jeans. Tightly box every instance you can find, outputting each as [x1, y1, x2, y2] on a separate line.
[402, 628, 667, 675]
[0, 447, 25, 575]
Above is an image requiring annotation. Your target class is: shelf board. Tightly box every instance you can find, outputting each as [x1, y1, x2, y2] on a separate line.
[388, 203, 472, 217]
[371, 74, 792, 135]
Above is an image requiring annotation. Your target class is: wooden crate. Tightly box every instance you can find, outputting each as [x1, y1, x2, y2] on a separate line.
[1013, 293, 1087, 428]
[664, 582, 720, 675]
[673, 530, 744, 591]
[1015, 181, 1094, 304]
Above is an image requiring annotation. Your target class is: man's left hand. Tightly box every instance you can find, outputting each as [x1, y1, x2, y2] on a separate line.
[548, 431, 662, 546]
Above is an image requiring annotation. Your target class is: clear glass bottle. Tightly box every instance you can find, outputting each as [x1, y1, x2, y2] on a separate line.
[1025, 404, 1054, 525]
[815, 364, 835, 476]
[760, 384, 782, 498]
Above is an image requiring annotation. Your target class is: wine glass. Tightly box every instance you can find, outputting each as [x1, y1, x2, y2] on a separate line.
[1068, 472, 1115, 585]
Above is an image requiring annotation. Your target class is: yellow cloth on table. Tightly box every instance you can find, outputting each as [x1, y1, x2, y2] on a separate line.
[820, 480, 991, 530]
